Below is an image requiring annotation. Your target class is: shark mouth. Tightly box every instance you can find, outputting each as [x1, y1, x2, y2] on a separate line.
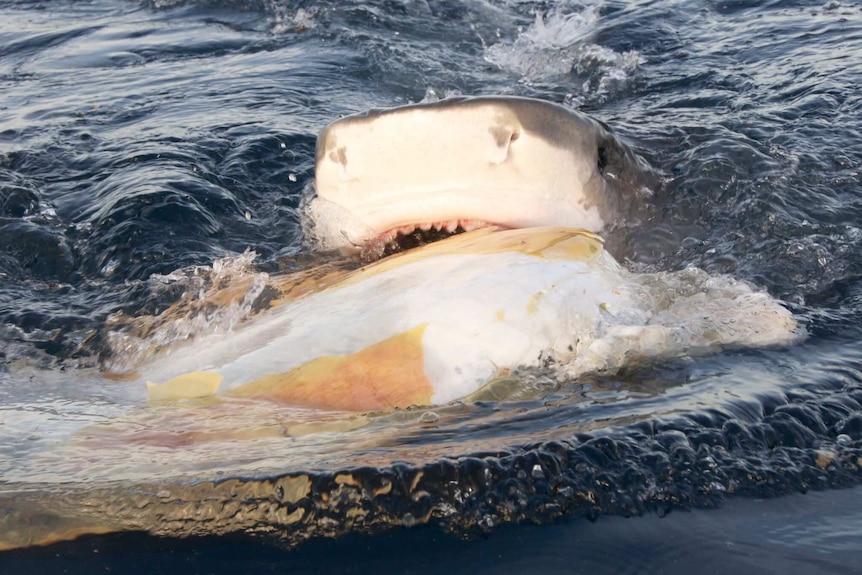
[360, 219, 495, 261]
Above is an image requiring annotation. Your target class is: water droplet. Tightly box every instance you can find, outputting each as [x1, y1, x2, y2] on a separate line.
[708, 481, 726, 493]
[419, 411, 439, 424]
[531, 464, 545, 479]
[100, 258, 120, 277]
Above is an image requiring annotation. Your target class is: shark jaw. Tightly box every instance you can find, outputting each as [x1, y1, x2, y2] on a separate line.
[360, 218, 495, 261]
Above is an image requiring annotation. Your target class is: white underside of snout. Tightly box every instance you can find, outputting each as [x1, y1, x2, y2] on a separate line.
[309, 99, 607, 254]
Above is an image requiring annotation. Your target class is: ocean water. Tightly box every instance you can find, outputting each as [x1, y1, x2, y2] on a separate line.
[1, 0, 862, 572]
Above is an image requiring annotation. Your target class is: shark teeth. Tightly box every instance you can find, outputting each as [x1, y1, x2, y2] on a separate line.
[360, 219, 494, 261]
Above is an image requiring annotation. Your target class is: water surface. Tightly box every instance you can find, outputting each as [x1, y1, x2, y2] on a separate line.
[1, 0, 862, 571]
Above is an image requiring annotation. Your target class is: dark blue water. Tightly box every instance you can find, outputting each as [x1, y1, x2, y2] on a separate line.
[1, 0, 862, 572]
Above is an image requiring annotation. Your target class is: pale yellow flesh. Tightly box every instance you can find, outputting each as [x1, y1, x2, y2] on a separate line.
[334, 226, 604, 289]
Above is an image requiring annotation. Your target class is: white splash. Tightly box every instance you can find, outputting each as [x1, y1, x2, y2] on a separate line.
[562, 267, 802, 379]
[268, 3, 317, 35]
[103, 250, 269, 374]
[484, 8, 642, 97]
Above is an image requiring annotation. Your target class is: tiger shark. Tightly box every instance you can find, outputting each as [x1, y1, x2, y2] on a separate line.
[304, 96, 652, 259]
[137, 97, 799, 412]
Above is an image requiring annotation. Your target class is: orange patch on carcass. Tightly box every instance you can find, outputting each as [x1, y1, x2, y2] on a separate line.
[227, 324, 433, 412]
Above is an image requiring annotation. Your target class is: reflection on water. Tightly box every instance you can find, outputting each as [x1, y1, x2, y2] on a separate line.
[0, 334, 821, 486]
[3, 482, 862, 574]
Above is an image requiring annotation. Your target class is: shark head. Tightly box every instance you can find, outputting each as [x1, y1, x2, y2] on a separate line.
[303, 96, 654, 258]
